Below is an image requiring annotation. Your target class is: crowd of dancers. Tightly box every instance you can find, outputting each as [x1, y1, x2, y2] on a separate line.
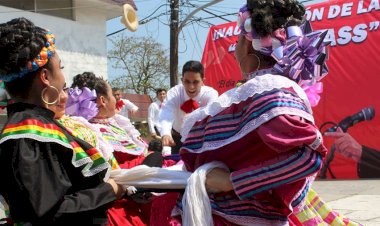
[0, 0, 368, 225]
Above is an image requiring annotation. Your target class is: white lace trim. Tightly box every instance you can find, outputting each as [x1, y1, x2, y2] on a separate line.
[0, 134, 72, 149]
[181, 74, 313, 141]
[82, 162, 111, 178]
[71, 156, 93, 168]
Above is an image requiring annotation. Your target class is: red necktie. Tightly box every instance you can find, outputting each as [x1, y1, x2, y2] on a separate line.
[180, 99, 200, 114]
[115, 100, 125, 111]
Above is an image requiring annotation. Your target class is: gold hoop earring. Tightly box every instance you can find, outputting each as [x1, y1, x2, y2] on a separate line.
[250, 53, 261, 72]
[41, 85, 59, 105]
[239, 53, 261, 75]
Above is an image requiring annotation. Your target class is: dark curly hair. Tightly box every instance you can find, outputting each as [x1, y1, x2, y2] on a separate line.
[112, 87, 122, 93]
[156, 88, 166, 95]
[148, 139, 163, 153]
[71, 72, 109, 98]
[0, 17, 51, 98]
[247, 0, 305, 37]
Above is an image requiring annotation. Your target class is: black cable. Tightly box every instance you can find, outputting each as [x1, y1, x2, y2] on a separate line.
[318, 121, 339, 179]
[300, 0, 320, 4]
[139, 4, 169, 23]
[319, 145, 337, 179]
[200, 8, 232, 22]
[319, 121, 338, 134]
[197, 13, 236, 21]
[186, 2, 232, 23]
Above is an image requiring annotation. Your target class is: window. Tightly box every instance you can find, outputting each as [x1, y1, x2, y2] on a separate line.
[0, 0, 74, 20]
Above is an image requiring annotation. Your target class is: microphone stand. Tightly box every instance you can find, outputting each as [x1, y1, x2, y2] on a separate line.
[320, 125, 349, 179]
[318, 144, 337, 179]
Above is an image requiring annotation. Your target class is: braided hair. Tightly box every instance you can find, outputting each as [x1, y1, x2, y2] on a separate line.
[247, 0, 305, 37]
[0, 18, 51, 98]
[71, 72, 109, 98]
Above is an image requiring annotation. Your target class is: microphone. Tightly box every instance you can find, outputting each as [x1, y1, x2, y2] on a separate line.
[327, 107, 375, 132]
[320, 106, 375, 179]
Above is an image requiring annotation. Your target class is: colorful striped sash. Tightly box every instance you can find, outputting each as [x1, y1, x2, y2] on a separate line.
[183, 88, 313, 153]
[0, 119, 109, 177]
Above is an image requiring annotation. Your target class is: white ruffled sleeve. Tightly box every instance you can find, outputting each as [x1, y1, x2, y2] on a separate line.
[112, 114, 148, 149]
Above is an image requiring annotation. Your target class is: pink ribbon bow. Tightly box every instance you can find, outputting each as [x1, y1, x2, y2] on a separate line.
[302, 82, 323, 107]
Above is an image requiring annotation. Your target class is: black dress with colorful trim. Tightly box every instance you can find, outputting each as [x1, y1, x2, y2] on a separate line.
[0, 103, 116, 225]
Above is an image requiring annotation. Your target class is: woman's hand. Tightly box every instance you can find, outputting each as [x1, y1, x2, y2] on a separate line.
[162, 135, 176, 147]
[107, 178, 125, 199]
[206, 168, 233, 193]
[151, 133, 161, 140]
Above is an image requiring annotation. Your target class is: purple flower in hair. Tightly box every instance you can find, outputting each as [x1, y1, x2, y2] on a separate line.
[66, 87, 99, 120]
[271, 21, 330, 86]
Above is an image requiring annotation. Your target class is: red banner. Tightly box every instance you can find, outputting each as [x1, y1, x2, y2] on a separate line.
[308, 0, 380, 179]
[202, 22, 242, 94]
[202, 0, 380, 179]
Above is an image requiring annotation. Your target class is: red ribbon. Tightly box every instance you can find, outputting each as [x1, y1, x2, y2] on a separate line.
[180, 99, 200, 114]
[115, 100, 125, 111]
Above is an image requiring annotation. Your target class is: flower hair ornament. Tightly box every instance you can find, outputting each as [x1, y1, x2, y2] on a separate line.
[0, 31, 56, 83]
[66, 87, 99, 120]
[237, 4, 287, 55]
[237, 4, 330, 107]
[271, 22, 329, 85]
[272, 22, 329, 106]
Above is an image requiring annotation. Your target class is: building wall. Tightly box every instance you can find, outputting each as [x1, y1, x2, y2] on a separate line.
[0, 1, 112, 84]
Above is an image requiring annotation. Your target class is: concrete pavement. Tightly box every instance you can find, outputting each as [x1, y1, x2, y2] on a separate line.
[313, 180, 380, 226]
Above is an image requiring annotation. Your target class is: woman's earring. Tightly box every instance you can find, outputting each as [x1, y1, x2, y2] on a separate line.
[239, 53, 261, 76]
[41, 85, 59, 105]
[251, 53, 261, 72]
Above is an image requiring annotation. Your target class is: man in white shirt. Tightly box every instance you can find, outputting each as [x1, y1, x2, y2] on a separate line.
[112, 88, 138, 118]
[158, 60, 219, 154]
[147, 88, 167, 139]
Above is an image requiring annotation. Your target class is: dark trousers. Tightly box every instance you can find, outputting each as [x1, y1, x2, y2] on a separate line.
[142, 152, 163, 167]
[154, 126, 160, 136]
[171, 129, 182, 154]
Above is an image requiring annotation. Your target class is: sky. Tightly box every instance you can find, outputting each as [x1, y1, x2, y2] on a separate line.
[106, 0, 325, 82]
[106, 0, 244, 81]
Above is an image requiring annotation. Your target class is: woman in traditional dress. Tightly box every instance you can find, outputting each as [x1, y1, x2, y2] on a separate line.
[0, 17, 124, 225]
[69, 72, 163, 170]
[49, 85, 121, 171]
[68, 72, 166, 225]
[177, 0, 331, 225]
[176, 1, 364, 225]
